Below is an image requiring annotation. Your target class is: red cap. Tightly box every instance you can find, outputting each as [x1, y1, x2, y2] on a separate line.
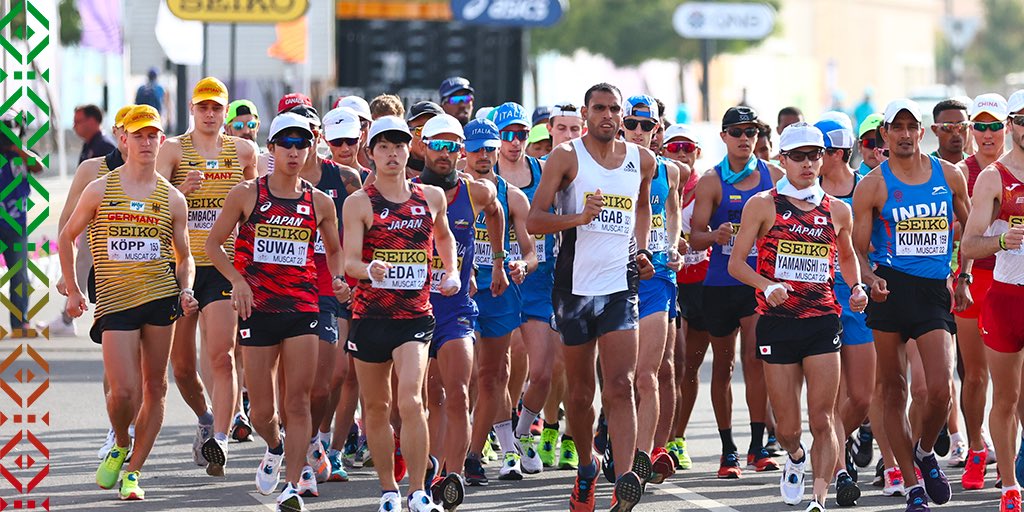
[278, 93, 312, 114]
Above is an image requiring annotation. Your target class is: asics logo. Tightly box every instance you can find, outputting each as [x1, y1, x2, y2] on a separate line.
[260, 202, 272, 212]
[782, 210, 792, 220]
[310, 320, 318, 328]
[413, 331, 428, 339]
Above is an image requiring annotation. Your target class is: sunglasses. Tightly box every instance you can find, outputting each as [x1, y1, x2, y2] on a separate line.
[426, 140, 464, 153]
[328, 138, 359, 147]
[273, 136, 312, 149]
[664, 141, 697, 153]
[231, 120, 257, 130]
[861, 138, 880, 150]
[623, 118, 657, 132]
[783, 149, 824, 162]
[469, 146, 497, 153]
[446, 94, 473, 105]
[727, 127, 759, 138]
[1011, 115, 1024, 127]
[935, 122, 968, 133]
[973, 121, 1005, 132]
[500, 130, 529, 142]
[879, 148, 890, 158]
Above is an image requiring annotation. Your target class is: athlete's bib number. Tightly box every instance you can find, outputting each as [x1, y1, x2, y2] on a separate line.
[108, 238, 161, 261]
[473, 226, 493, 267]
[430, 256, 462, 293]
[314, 231, 325, 254]
[372, 249, 429, 290]
[254, 224, 311, 266]
[775, 240, 831, 283]
[649, 213, 668, 253]
[720, 225, 757, 258]
[509, 232, 546, 263]
[581, 192, 634, 236]
[895, 216, 949, 256]
[1005, 216, 1024, 256]
[188, 209, 219, 231]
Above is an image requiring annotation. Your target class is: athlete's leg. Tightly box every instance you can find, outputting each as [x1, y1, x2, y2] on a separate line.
[518, 320, 558, 430]
[907, 340, 927, 439]
[393, 341, 431, 494]
[709, 332, 737, 432]
[676, 322, 711, 437]
[438, 338, 474, 474]
[874, 331, 917, 486]
[803, 352, 842, 503]
[598, 328, 640, 476]
[839, 343, 875, 438]
[354, 358, 398, 490]
[563, 341, 599, 467]
[170, 314, 210, 417]
[469, 334, 513, 455]
[508, 328, 529, 414]
[330, 355, 360, 452]
[763, 361, 803, 456]
[103, 331, 144, 450]
[987, 346, 1024, 489]
[309, 340, 339, 438]
[125, 323, 174, 472]
[543, 353, 566, 425]
[636, 311, 669, 453]
[954, 316, 988, 452]
[426, 359, 446, 461]
[915, 329, 955, 452]
[280, 334, 318, 485]
[321, 321, 351, 438]
[199, 301, 239, 437]
[738, 313, 767, 449]
[655, 324, 677, 448]
[243, 345, 282, 451]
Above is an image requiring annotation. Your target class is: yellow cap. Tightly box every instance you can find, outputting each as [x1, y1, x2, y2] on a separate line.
[114, 104, 136, 128]
[192, 76, 229, 106]
[122, 105, 163, 133]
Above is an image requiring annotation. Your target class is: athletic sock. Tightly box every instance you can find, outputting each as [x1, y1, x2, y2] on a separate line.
[494, 419, 518, 454]
[1004, 484, 1022, 494]
[836, 468, 849, 479]
[318, 431, 331, 446]
[949, 431, 963, 447]
[563, 434, 574, 443]
[749, 422, 766, 454]
[719, 428, 737, 454]
[198, 410, 214, 426]
[515, 406, 540, 438]
[578, 459, 598, 478]
[915, 443, 933, 460]
[544, 421, 559, 431]
[214, 432, 228, 443]
[791, 445, 806, 464]
[268, 438, 284, 455]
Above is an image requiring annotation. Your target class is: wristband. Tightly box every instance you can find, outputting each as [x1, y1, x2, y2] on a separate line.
[763, 282, 786, 298]
[442, 274, 461, 292]
[637, 249, 654, 261]
[332, 275, 346, 283]
[1000, 232, 1008, 251]
[854, 282, 869, 294]
[367, 260, 386, 281]
[180, 288, 194, 297]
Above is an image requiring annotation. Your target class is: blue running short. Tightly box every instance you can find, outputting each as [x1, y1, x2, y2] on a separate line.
[431, 300, 478, 358]
[638, 277, 675, 320]
[474, 282, 522, 339]
[520, 263, 554, 324]
[834, 275, 872, 345]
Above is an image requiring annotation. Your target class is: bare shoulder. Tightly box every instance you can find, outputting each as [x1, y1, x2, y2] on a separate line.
[75, 157, 103, 180]
[417, 182, 446, 205]
[228, 135, 257, 159]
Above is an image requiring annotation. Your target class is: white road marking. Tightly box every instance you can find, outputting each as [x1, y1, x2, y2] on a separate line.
[249, 491, 277, 511]
[655, 481, 742, 512]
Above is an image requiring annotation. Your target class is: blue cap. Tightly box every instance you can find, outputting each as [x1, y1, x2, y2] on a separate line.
[814, 119, 855, 149]
[491, 102, 529, 131]
[464, 119, 501, 152]
[439, 76, 474, 99]
[532, 106, 551, 126]
[625, 95, 660, 119]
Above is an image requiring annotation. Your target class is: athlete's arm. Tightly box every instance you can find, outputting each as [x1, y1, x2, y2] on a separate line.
[526, 144, 585, 234]
[205, 181, 257, 319]
[425, 185, 459, 296]
[833, 199, 865, 288]
[57, 178, 105, 317]
[689, 170, 726, 251]
[234, 135, 258, 180]
[342, 191, 374, 279]
[851, 173, 888, 300]
[635, 149, 655, 252]
[664, 159, 683, 270]
[168, 184, 198, 316]
[766, 161, 786, 184]
[727, 193, 776, 292]
[312, 189, 351, 302]
[961, 168, 1008, 259]
[257, 153, 271, 177]
[508, 186, 538, 281]
[339, 166, 363, 195]
[471, 179, 510, 296]
[59, 158, 103, 233]
[155, 136, 181, 181]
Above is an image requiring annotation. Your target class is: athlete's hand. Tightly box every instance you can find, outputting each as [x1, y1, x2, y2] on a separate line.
[490, 264, 510, 296]
[367, 260, 391, 282]
[764, 282, 793, 307]
[333, 277, 351, 303]
[469, 274, 478, 298]
[440, 274, 461, 297]
[65, 290, 88, 318]
[677, 236, 691, 255]
[178, 170, 204, 196]
[56, 275, 67, 296]
[579, 188, 605, 226]
[1006, 226, 1024, 250]
[231, 282, 255, 320]
[849, 284, 868, 313]
[713, 222, 734, 245]
[180, 292, 199, 317]
[869, 278, 889, 303]
[637, 252, 655, 280]
[508, 260, 528, 285]
[667, 248, 683, 272]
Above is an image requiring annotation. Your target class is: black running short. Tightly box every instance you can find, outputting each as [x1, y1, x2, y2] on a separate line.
[553, 289, 639, 346]
[194, 266, 233, 310]
[865, 266, 956, 342]
[755, 314, 842, 365]
[677, 282, 708, 332]
[90, 296, 180, 344]
[702, 284, 757, 337]
[347, 316, 435, 363]
[238, 312, 319, 347]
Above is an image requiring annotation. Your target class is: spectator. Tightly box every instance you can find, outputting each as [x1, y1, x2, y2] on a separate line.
[0, 116, 42, 336]
[135, 67, 171, 122]
[74, 104, 116, 163]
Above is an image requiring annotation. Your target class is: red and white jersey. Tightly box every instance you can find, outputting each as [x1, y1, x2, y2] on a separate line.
[992, 162, 1024, 285]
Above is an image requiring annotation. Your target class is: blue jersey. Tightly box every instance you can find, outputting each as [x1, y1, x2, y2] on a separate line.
[704, 159, 774, 287]
[870, 156, 953, 280]
[503, 156, 556, 266]
[473, 175, 512, 290]
[429, 179, 476, 306]
[649, 157, 672, 280]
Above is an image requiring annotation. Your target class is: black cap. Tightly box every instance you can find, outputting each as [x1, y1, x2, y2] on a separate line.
[288, 104, 321, 128]
[532, 106, 551, 126]
[721, 106, 758, 131]
[439, 76, 474, 98]
[407, 101, 445, 122]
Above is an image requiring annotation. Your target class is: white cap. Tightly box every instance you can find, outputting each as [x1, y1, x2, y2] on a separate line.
[268, 112, 313, 141]
[819, 110, 853, 130]
[368, 116, 412, 146]
[551, 101, 582, 119]
[1008, 90, 1024, 115]
[322, 107, 361, 140]
[883, 99, 923, 124]
[421, 113, 465, 140]
[970, 93, 1009, 121]
[336, 96, 372, 122]
[663, 124, 700, 145]
[475, 106, 494, 121]
[779, 122, 825, 151]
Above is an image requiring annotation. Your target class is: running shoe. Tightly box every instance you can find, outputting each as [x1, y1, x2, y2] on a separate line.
[202, 436, 228, 477]
[934, 424, 950, 457]
[40, 315, 76, 337]
[342, 426, 359, 467]
[538, 427, 559, 467]
[327, 449, 349, 482]
[1016, 439, 1024, 491]
[835, 471, 861, 507]
[569, 466, 598, 512]
[905, 485, 930, 512]
[717, 452, 742, 479]
[230, 413, 254, 442]
[884, 467, 906, 497]
[498, 451, 523, 480]
[594, 414, 609, 454]
[854, 424, 874, 468]
[408, 489, 442, 512]
[277, 483, 305, 512]
[602, 441, 616, 484]
[780, 451, 806, 505]
[675, 438, 692, 470]
[1002, 488, 1022, 512]
[947, 439, 967, 468]
[530, 417, 543, 437]
[518, 435, 543, 474]
[844, 439, 858, 482]
[297, 465, 319, 498]
[464, 456, 488, 486]
[394, 435, 407, 482]
[425, 455, 439, 493]
[255, 449, 284, 495]
[747, 448, 780, 472]
[914, 443, 951, 504]
[431, 473, 464, 511]
[96, 445, 128, 489]
[631, 449, 653, 484]
[765, 434, 783, 457]
[119, 470, 144, 500]
[804, 501, 825, 512]
[481, 435, 498, 463]
[873, 459, 884, 487]
[98, 428, 115, 460]
[242, 389, 250, 418]
[988, 437, 999, 464]
[649, 447, 675, 484]
[961, 449, 987, 490]
[487, 431, 500, 462]
[379, 491, 402, 512]
[307, 441, 331, 484]
[193, 423, 213, 467]
[560, 438, 579, 470]
[609, 471, 643, 512]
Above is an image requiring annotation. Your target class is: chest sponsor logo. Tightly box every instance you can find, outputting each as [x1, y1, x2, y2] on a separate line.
[129, 201, 145, 212]
[932, 186, 948, 196]
[624, 161, 638, 173]
[206, 160, 218, 169]
[106, 222, 162, 262]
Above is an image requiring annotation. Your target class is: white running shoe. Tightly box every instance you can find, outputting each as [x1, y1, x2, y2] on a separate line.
[306, 441, 330, 483]
[296, 465, 318, 498]
[408, 489, 442, 512]
[804, 500, 825, 512]
[947, 440, 967, 468]
[518, 435, 543, 474]
[498, 451, 524, 480]
[780, 452, 807, 506]
[276, 482, 305, 512]
[98, 429, 115, 460]
[193, 423, 213, 466]
[985, 435, 998, 464]
[255, 449, 284, 495]
[378, 491, 402, 512]
[39, 315, 76, 337]
[203, 436, 228, 477]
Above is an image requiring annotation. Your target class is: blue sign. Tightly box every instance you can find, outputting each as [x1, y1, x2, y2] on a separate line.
[451, 0, 566, 27]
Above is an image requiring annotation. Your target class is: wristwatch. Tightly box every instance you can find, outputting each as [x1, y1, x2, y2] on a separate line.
[492, 250, 508, 261]
[957, 273, 973, 285]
